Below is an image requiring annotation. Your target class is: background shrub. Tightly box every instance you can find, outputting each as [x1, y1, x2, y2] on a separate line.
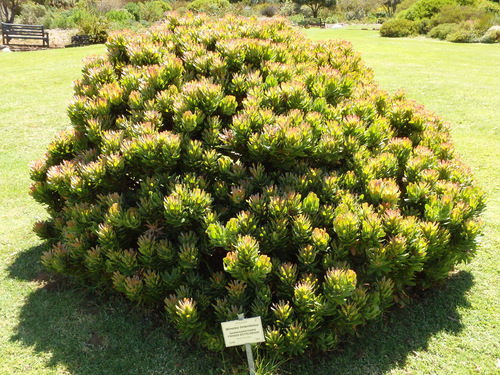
[31, 13, 484, 358]
[94, 0, 124, 14]
[432, 4, 480, 24]
[396, 0, 420, 13]
[324, 15, 340, 23]
[260, 4, 279, 17]
[299, 4, 313, 18]
[123, 2, 141, 21]
[17, 1, 48, 24]
[398, 0, 454, 20]
[480, 0, 500, 16]
[187, 0, 230, 14]
[105, 9, 135, 23]
[169, 0, 189, 11]
[380, 17, 419, 36]
[472, 11, 497, 34]
[479, 26, 500, 42]
[77, 13, 109, 43]
[393, 0, 499, 41]
[43, 8, 88, 29]
[415, 16, 432, 33]
[287, 13, 305, 24]
[278, 0, 297, 16]
[46, 0, 78, 7]
[174, 6, 189, 14]
[337, 0, 382, 20]
[446, 25, 476, 41]
[138, 0, 171, 22]
[427, 22, 460, 38]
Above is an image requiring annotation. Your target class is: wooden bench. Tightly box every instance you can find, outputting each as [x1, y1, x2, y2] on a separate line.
[306, 18, 326, 29]
[1, 22, 49, 47]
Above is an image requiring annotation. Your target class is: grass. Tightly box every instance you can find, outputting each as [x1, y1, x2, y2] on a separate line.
[0, 29, 499, 374]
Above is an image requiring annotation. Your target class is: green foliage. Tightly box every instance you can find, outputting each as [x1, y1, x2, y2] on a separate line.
[16, 1, 81, 28]
[397, 0, 455, 20]
[396, 0, 486, 21]
[324, 14, 340, 23]
[48, 9, 79, 29]
[21, 0, 173, 30]
[287, 13, 306, 24]
[480, 0, 500, 15]
[260, 4, 279, 17]
[31, 14, 484, 358]
[279, 0, 297, 16]
[138, 0, 171, 22]
[393, 0, 500, 42]
[337, 0, 382, 20]
[433, 3, 480, 23]
[396, 0, 419, 13]
[479, 26, 500, 42]
[292, 0, 336, 18]
[445, 26, 476, 41]
[77, 12, 109, 43]
[382, 0, 406, 15]
[380, 17, 419, 36]
[427, 22, 460, 38]
[17, 1, 47, 24]
[123, 2, 140, 21]
[105, 8, 135, 23]
[187, 0, 230, 14]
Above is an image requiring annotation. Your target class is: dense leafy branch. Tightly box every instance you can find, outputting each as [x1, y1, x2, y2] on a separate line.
[292, 0, 336, 18]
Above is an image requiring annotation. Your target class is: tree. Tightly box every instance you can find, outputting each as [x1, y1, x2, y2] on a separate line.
[0, 0, 24, 23]
[382, 0, 403, 15]
[337, 0, 382, 20]
[293, 0, 336, 18]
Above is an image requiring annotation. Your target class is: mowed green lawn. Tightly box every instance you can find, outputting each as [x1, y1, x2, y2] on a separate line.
[0, 29, 499, 375]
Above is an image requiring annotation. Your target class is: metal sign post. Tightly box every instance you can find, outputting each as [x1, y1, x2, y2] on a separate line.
[221, 314, 265, 375]
[239, 314, 256, 375]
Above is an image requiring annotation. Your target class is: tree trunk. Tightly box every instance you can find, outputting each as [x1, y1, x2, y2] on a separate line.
[7, 0, 16, 23]
[1, 0, 18, 24]
[311, 4, 319, 18]
[0, 3, 7, 22]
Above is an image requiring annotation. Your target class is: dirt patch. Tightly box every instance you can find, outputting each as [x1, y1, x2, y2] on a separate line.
[33, 270, 53, 286]
[86, 333, 105, 348]
[49, 28, 79, 48]
[33, 270, 69, 292]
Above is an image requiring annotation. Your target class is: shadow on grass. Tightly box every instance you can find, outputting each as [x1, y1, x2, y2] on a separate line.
[8, 246, 474, 375]
[7, 246, 223, 375]
[286, 270, 474, 375]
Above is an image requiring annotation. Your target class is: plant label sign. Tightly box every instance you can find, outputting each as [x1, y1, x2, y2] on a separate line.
[221, 316, 265, 347]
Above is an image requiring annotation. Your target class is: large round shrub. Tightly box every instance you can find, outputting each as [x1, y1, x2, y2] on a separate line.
[105, 9, 136, 23]
[446, 27, 476, 42]
[138, 0, 172, 22]
[480, 26, 500, 43]
[380, 18, 419, 37]
[428, 22, 461, 39]
[398, 0, 449, 20]
[31, 13, 484, 356]
[187, 0, 230, 15]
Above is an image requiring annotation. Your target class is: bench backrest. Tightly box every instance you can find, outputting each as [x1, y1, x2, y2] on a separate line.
[1, 22, 45, 36]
